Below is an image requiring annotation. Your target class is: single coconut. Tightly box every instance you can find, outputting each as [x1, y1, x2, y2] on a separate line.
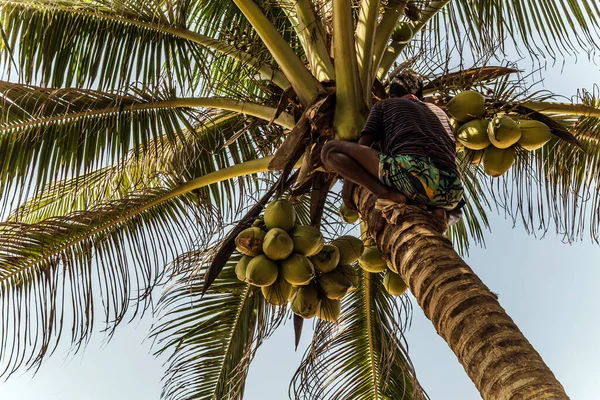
[261, 275, 293, 306]
[262, 228, 294, 260]
[310, 244, 341, 273]
[280, 253, 315, 286]
[289, 225, 324, 257]
[235, 227, 266, 257]
[245, 255, 278, 287]
[331, 235, 364, 265]
[264, 199, 296, 231]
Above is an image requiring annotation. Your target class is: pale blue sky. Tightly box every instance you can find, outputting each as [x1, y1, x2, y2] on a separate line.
[1, 40, 599, 400]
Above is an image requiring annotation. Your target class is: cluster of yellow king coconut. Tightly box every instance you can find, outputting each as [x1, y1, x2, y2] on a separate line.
[447, 90, 553, 177]
[234, 199, 408, 322]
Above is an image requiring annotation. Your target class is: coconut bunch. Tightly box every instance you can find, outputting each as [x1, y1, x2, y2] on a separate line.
[233, 199, 365, 323]
[358, 239, 408, 297]
[447, 90, 553, 177]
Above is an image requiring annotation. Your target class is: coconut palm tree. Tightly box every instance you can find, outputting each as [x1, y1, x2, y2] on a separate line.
[1, 0, 600, 399]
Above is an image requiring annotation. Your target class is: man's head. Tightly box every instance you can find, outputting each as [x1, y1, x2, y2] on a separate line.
[389, 70, 424, 100]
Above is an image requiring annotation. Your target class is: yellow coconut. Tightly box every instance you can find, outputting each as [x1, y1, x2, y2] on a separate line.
[339, 203, 359, 224]
[291, 285, 321, 319]
[289, 225, 324, 257]
[235, 255, 253, 282]
[319, 270, 352, 300]
[384, 270, 408, 296]
[462, 148, 484, 166]
[261, 275, 293, 306]
[488, 115, 521, 149]
[280, 253, 315, 286]
[245, 255, 279, 287]
[358, 246, 387, 273]
[337, 264, 360, 291]
[391, 22, 413, 44]
[456, 119, 491, 150]
[518, 120, 552, 150]
[331, 235, 364, 265]
[309, 244, 341, 274]
[288, 285, 299, 301]
[316, 297, 342, 322]
[262, 228, 294, 260]
[235, 227, 266, 257]
[483, 146, 516, 177]
[450, 117, 462, 135]
[446, 90, 486, 122]
[264, 199, 296, 232]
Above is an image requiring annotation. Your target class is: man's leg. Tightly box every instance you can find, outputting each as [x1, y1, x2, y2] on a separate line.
[321, 140, 407, 204]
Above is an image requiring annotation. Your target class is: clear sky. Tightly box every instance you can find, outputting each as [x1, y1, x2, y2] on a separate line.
[1, 43, 599, 400]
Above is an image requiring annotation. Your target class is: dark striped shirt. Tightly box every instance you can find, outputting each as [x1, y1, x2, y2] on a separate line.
[361, 97, 458, 175]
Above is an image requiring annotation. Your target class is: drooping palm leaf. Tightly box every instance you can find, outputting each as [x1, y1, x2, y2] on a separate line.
[153, 254, 286, 400]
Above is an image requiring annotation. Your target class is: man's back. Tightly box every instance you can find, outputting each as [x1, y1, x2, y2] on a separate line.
[361, 97, 458, 174]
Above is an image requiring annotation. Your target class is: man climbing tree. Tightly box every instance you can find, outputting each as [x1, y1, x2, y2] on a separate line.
[321, 71, 464, 228]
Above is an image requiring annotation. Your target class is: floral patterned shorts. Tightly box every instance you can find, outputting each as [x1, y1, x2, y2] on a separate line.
[378, 154, 464, 210]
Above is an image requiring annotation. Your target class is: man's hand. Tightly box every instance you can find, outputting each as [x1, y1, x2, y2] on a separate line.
[341, 179, 358, 212]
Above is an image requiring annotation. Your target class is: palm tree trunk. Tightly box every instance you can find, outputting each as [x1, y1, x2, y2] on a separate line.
[353, 187, 569, 400]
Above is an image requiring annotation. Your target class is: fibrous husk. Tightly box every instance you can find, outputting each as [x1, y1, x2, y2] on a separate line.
[245, 255, 279, 287]
[316, 297, 341, 322]
[331, 235, 364, 265]
[488, 115, 521, 149]
[264, 199, 296, 232]
[456, 119, 491, 150]
[309, 244, 340, 273]
[339, 203, 359, 224]
[337, 264, 360, 291]
[483, 145, 516, 177]
[235, 227, 266, 257]
[518, 120, 552, 150]
[319, 269, 352, 300]
[280, 253, 315, 285]
[261, 275, 293, 306]
[291, 285, 321, 319]
[383, 270, 408, 296]
[235, 255, 253, 282]
[262, 228, 294, 260]
[446, 90, 486, 122]
[290, 225, 324, 256]
[358, 246, 387, 273]
[391, 22, 413, 44]
[462, 148, 484, 165]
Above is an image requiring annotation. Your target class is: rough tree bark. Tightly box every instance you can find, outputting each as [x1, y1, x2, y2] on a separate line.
[353, 186, 569, 400]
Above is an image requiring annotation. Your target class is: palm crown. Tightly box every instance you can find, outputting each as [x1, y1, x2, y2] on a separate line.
[1, 0, 599, 399]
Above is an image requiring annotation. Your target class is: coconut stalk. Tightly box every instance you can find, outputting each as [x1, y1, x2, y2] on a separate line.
[352, 186, 569, 400]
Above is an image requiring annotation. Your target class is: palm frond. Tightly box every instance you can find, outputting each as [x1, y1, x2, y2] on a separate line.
[0, 188, 217, 378]
[291, 270, 425, 400]
[152, 254, 286, 400]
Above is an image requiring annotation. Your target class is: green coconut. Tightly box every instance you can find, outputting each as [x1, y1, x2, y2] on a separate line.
[384, 270, 408, 296]
[446, 90, 486, 123]
[291, 285, 321, 319]
[456, 119, 491, 150]
[280, 253, 315, 286]
[331, 235, 364, 265]
[264, 199, 296, 232]
[483, 146, 516, 177]
[339, 203, 359, 224]
[358, 246, 387, 273]
[262, 228, 294, 260]
[309, 244, 341, 274]
[518, 120, 552, 150]
[462, 148, 484, 166]
[235, 255, 253, 282]
[337, 264, 360, 291]
[488, 115, 521, 149]
[245, 255, 279, 287]
[319, 270, 352, 300]
[391, 22, 413, 44]
[316, 297, 342, 322]
[261, 275, 293, 306]
[289, 225, 324, 257]
[235, 227, 266, 257]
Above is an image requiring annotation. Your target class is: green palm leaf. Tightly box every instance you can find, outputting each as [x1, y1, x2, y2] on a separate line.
[152, 255, 286, 400]
[291, 270, 424, 400]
